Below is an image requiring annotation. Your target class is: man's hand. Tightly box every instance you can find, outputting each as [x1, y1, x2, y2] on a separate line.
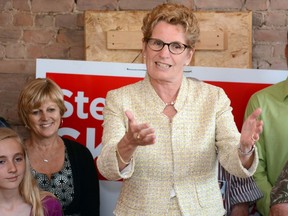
[231, 203, 249, 216]
[270, 203, 288, 216]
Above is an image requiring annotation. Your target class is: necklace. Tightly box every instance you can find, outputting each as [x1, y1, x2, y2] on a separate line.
[34, 143, 55, 163]
[26, 138, 63, 164]
[165, 101, 175, 106]
[34, 146, 51, 163]
[37, 150, 49, 163]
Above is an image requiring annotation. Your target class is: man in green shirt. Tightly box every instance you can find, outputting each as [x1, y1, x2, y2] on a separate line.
[244, 32, 288, 216]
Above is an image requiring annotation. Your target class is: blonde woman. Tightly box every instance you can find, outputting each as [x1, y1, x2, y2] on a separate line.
[18, 78, 100, 215]
[0, 127, 62, 216]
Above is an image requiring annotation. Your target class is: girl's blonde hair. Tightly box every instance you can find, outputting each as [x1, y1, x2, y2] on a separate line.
[0, 127, 55, 216]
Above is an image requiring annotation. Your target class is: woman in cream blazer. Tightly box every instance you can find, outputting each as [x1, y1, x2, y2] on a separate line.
[97, 3, 263, 216]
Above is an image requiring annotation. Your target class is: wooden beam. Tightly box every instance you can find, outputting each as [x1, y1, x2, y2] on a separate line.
[107, 30, 225, 50]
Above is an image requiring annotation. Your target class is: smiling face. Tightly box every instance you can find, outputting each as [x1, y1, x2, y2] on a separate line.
[143, 21, 194, 85]
[28, 98, 62, 139]
[0, 137, 25, 191]
[18, 78, 67, 130]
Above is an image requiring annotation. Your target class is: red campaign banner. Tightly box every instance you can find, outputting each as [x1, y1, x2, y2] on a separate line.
[206, 81, 270, 131]
[47, 73, 143, 180]
[47, 72, 270, 156]
[47, 73, 141, 149]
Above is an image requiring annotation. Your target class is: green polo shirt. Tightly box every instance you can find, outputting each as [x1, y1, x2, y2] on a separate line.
[244, 78, 288, 216]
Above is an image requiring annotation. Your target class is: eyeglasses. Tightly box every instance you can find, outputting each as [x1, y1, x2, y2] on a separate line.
[146, 38, 191, 55]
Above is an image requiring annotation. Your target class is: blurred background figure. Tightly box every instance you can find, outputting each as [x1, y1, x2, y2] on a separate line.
[218, 162, 263, 216]
[244, 31, 288, 216]
[0, 117, 11, 128]
[269, 160, 288, 216]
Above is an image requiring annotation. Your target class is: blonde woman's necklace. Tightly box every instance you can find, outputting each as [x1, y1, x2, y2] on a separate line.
[37, 149, 50, 163]
[34, 143, 56, 163]
[26, 139, 59, 164]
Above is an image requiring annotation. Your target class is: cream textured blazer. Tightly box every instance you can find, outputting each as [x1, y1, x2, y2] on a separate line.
[97, 75, 258, 216]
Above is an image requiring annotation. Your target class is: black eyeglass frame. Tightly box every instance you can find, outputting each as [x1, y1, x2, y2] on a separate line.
[146, 38, 191, 55]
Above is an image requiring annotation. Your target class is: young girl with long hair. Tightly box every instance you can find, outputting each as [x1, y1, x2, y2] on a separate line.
[0, 127, 62, 216]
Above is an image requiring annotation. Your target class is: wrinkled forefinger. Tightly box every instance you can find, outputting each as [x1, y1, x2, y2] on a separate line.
[125, 110, 136, 125]
[250, 107, 262, 120]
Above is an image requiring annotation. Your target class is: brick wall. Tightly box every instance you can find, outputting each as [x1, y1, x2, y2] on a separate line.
[0, 0, 288, 130]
